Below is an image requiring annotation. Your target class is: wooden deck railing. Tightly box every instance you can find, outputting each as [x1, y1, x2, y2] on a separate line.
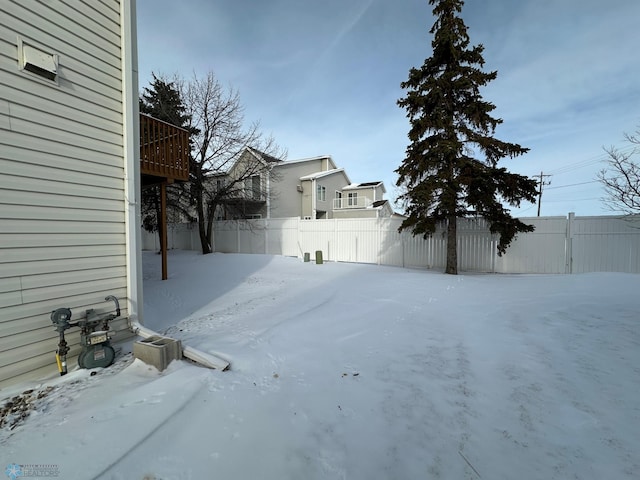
[140, 113, 190, 182]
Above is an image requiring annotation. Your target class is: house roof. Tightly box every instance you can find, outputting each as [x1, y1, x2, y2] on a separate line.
[274, 155, 337, 170]
[299, 168, 349, 182]
[342, 181, 386, 193]
[246, 146, 283, 164]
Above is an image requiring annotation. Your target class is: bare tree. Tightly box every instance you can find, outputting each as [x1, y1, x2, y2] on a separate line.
[598, 129, 640, 214]
[174, 72, 286, 254]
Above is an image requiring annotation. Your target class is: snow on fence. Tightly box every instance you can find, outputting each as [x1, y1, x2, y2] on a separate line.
[142, 214, 640, 274]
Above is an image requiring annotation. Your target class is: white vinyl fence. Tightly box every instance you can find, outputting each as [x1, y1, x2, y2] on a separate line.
[142, 214, 640, 274]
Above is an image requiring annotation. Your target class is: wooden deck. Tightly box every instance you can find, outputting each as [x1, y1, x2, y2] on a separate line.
[140, 113, 190, 184]
[139, 113, 190, 280]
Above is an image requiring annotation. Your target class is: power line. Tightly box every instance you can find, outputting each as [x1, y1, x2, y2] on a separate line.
[547, 144, 637, 176]
[546, 180, 600, 190]
[544, 197, 602, 203]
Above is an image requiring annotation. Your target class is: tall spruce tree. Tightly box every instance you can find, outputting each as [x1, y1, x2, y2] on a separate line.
[396, 0, 538, 274]
[140, 73, 190, 127]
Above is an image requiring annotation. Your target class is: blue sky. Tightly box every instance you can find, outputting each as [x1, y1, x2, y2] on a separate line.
[136, 0, 640, 217]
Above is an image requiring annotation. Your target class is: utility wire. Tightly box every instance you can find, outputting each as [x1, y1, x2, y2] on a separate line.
[546, 180, 599, 190]
[547, 144, 636, 176]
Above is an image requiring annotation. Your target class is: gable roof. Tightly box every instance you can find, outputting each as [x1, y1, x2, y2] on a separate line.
[300, 168, 350, 182]
[246, 146, 283, 164]
[274, 155, 337, 170]
[342, 181, 387, 193]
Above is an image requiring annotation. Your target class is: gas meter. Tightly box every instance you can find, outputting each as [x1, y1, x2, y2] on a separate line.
[51, 295, 120, 375]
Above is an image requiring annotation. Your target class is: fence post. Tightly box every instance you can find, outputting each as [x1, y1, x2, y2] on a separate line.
[491, 234, 497, 273]
[566, 212, 575, 274]
[264, 219, 268, 255]
[236, 220, 240, 253]
[402, 234, 406, 268]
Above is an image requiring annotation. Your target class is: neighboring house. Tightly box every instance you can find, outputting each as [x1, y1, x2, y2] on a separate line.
[270, 156, 394, 220]
[0, 0, 184, 388]
[211, 146, 282, 220]
[333, 182, 394, 219]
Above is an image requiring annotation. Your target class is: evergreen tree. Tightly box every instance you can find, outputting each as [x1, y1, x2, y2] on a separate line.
[396, 0, 538, 274]
[140, 73, 190, 127]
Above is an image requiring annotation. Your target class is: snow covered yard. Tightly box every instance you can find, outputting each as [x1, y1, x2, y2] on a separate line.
[2, 250, 639, 480]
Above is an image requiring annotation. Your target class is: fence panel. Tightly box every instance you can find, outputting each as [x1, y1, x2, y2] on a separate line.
[142, 214, 640, 274]
[494, 217, 568, 274]
[571, 216, 640, 273]
[141, 223, 197, 251]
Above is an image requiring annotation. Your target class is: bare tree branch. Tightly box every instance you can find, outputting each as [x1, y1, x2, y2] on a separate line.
[598, 128, 640, 215]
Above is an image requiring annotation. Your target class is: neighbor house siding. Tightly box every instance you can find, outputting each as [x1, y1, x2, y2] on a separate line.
[0, 0, 131, 387]
[315, 172, 350, 219]
[271, 161, 324, 218]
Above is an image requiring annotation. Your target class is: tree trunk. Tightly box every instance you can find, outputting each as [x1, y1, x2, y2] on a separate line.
[445, 214, 457, 274]
[205, 201, 215, 255]
[196, 191, 211, 255]
[199, 222, 211, 255]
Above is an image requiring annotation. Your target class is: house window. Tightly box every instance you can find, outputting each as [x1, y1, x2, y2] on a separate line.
[216, 178, 226, 192]
[335, 191, 342, 209]
[252, 175, 261, 200]
[348, 192, 358, 206]
[244, 175, 261, 200]
[317, 184, 326, 202]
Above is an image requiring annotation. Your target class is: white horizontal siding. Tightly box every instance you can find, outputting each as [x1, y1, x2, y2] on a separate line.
[0, 245, 126, 264]
[7, 116, 123, 157]
[0, 0, 132, 388]
[1, 129, 126, 171]
[0, 255, 126, 279]
[0, 233, 126, 249]
[1, 170, 123, 201]
[61, 0, 121, 27]
[0, 68, 121, 124]
[1, 189, 125, 211]
[0, 204, 124, 223]
[1, 219, 124, 235]
[0, 158, 123, 190]
[3, 85, 123, 136]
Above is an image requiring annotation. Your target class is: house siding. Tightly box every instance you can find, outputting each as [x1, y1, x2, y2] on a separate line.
[0, 0, 132, 388]
[271, 161, 324, 218]
[271, 159, 350, 219]
[315, 172, 350, 219]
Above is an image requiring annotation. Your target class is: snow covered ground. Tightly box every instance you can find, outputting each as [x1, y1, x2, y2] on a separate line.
[2, 250, 639, 480]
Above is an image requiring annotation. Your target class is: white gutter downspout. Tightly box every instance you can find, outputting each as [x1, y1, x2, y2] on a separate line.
[121, 0, 142, 324]
[312, 178, 317, 219]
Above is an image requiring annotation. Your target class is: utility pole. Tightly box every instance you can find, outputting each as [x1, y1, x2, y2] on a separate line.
[533, 171, 552, 216]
